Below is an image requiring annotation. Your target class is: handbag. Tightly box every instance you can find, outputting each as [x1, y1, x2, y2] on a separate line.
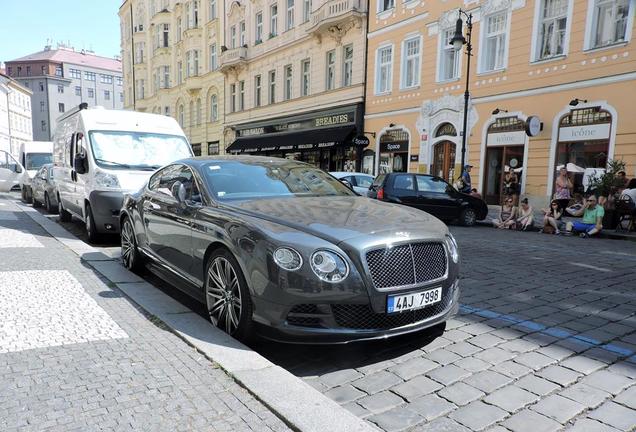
[542, 224, 555, 234]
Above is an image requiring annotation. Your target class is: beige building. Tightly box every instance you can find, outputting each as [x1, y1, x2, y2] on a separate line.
[222, 0, 368, 172]
[0, 73, 33, 158]
[119, 0, 226, 156]
[365, 0, 636, 205]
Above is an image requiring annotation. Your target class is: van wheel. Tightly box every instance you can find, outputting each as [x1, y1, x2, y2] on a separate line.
[58, 196, 72, 222]
[22, 187, 32, 203]
[459, 207, 477, 227]
[45, 193, 56, 213]
[85, 203, 100, 243]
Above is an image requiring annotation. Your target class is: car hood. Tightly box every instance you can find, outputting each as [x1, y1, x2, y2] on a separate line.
[225, 196, 448, 245]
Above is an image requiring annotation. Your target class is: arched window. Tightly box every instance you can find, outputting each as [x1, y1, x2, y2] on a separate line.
[210, 95, 218, 121]
[435, 122, 457, 137]
[178, 104, 184, 127]
[196, 98, 202, 125]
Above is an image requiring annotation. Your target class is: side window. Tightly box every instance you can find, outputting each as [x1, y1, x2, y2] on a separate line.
[372, 174, 386, 188]
[148, 170, 162, 190]
[355, 175, 373, 188]
[392, 174, 415, 191]
[417, 176, 448, 193]
[154, 164, 200, 202]
[155, 165, 181, 197]
[0, 151, 8, 169]
[342, 175, 355, 186]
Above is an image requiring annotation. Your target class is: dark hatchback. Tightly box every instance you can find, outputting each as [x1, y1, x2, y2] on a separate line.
[368, 173, 488, 226]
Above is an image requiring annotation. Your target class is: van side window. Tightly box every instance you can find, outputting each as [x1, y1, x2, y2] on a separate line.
[69, 135, 75, 166]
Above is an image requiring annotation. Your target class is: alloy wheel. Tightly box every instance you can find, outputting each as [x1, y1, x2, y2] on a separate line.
[206, 257, 242, 334]
[121, 219, 136, 269]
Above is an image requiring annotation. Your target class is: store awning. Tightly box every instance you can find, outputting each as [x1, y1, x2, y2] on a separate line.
[227, 126, 356, 154]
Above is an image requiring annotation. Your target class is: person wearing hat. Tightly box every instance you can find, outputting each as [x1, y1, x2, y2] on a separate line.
[459, 165, 473, 194]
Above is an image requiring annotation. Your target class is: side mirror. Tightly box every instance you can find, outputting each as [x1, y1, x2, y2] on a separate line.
[171, 181, 186, 203]
[13, 164, 22, 174]
[74, 153, 88, 174]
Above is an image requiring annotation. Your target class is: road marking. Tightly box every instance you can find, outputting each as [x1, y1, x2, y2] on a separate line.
[460, 304, 635, 359]
[0, 228, 43, 248]
[568, 262, 612, 272]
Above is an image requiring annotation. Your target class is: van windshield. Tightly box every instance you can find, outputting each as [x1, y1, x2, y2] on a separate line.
[89, 131, 192, 170]
[26, 153, 53, 170]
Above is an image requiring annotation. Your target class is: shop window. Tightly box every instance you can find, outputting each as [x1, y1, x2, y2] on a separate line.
[191, 143, 201, 156]
[488, 116, 525, 133]
[208, 141, 220, 155]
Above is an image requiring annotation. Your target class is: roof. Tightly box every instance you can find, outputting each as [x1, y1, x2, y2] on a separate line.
[7, 48, 121, 73]
[0, 72, 33, 95]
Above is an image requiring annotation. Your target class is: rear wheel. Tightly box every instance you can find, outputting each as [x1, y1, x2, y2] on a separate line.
[120, 216, 142, 272]
[45, 193, 56, 213]
[58, 196, 72, 222]
[205, 249, 253, 341]
[85, 203, 100, 243]
[459, 207, 477, 227]
[22, 186, 32, 203]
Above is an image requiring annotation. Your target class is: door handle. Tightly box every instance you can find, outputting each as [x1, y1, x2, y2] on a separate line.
[143, 202, 160, 211]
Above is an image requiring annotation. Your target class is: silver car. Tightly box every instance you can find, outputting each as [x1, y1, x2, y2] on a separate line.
[330, 172, 375, 196]
[31, 163, 58, 213]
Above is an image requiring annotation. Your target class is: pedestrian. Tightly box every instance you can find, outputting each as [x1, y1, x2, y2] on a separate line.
[493, 196, 517, 229]
[503, 169, 519, 204]
[541, 199, 563, 234]
[516, 198, 534, 231]
[554, 166, 573, 213]
[565, 194, 604, 238]
[459, 165, 473, 194]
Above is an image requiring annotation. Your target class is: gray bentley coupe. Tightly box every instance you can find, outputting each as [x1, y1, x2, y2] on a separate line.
[120, 156, 460, 343]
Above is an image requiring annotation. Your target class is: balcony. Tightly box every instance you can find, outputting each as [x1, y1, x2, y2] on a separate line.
[307, 0, 365, 36]
[219, 47, 248, 74]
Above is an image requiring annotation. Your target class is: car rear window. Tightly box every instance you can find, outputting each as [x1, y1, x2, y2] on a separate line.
[391, 174, 415, 191]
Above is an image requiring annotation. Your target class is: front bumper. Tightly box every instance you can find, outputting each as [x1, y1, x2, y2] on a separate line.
[88, 190, 125, 234]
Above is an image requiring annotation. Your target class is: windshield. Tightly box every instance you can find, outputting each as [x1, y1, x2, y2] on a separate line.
[202, 161, 356, 201]
[26, 153, 52, 170]
[89, 131, 192, 170]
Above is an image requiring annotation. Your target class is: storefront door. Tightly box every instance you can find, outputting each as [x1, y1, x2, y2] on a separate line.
[432, 141, 456, 182]
[379, 129, 409, 174]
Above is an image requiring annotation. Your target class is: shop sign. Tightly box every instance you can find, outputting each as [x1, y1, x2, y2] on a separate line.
[380, 141, 409, 153]
[236, 111, 355, 137]
[525, 116, 542, 137]
[352, 136, 370, 147]
[410, 155, 419, 162]
[487, 130, 526, 146]
[558, 124, 610, 142]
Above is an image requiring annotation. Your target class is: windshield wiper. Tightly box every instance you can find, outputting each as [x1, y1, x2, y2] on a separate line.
[95, 158, 131, 169]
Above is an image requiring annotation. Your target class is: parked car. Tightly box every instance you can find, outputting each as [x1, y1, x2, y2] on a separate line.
[31, 163, 58, 213]
[329, 172, 375, 196]
[52, 103, 193, 242]
[120, 156, 461, 343]
[368, 173, 488, 226]
[19, 141, 53, 203]
[0, 150, 24, 193]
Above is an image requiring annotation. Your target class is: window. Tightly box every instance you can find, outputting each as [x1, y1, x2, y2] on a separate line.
[393, 174, 414, 191]
[375, 45, 393, 94]
[230, 83, 236, 112]
[40, 101, 45, 112]
[88, 88, 94, 98]
[196, 98, 202, 125]
[189, 101, 194, 126]
[326, 50, 336, 90]
[193, 50, 199, 76]
[209, 44, 217, 70]
[270, 4, 278, 36]
[589, 0, 631, 49]
[193, 0, 199, 27]
[104, 90, 111, 100]
[210, 94, 218, 120]
[301, 59, 310, 96]
[177, 14, 182, 40]
[75, 86, 82, 96]
[343, 45, 353, 87]
[401, 36, 421, 88]
[230, 25, 237, 48]
[162, 66, 170, 88]
[416, 176, 449, 193]
[41, 65, 46, 75]
[39, 82, 44, 92]
[239, 80, 245, 110]
[162, 23, 170, 48]
[41, 121, 46, 132]
[286, 0, 294, 30]
[101, 74, 113, 84]
[481, 12, 508, 72]
[85, 71, 96, 81]
[208, 141, 220, 155]
[378, 0, 394, 13]
[164, 106, 170, 116]
[255, 75, 262, 107]
[116, 76, 123, 86]
[179, 104, 185, 126]
[283, 65, 293, 100]
[136, 80, 145, 99]
[120, 93, 124, 102]
[135, 42, 145, 63]
[58, 103, 65, 113]
[209, 0, 217, 19]
[55, 66, 63, 77]
[57, 85, 64, 94]
[536, 0, 569, 59]
[268, 70, 276, 104]
[26, 66, 31, 76]
[256, 12, 263, 43]
[439, 28, 460, 81]
[240, 21, 246, 46]
[16, 66, 21, 76]
[303, 0, 311, 22]
[70, 69, 81, 79]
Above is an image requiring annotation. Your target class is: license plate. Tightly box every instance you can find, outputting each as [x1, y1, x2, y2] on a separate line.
[387, 287, 442, 314]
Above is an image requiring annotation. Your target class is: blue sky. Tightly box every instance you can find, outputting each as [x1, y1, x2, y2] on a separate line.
[0, 1, 122, 64]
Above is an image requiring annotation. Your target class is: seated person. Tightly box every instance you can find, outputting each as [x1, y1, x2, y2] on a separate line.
[516, 198, 534, 231]
[565, 195, 604, 238]
[565, 193, 584, 217]
[492, 196, 517, 229]
[541, 199, 564, 234]
[621, 179, 636, 203]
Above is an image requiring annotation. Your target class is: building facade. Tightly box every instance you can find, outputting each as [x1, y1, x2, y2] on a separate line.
[365, 0, 636, 205]
[119, 0, 226, 156]
[222, 0, 368, 171]
[0, 73, 33, 157]
[5, 45, 123, 141]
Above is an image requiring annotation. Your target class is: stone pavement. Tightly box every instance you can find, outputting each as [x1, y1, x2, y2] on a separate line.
[0, 196, 291, 432]
[254, 226, 636, 431]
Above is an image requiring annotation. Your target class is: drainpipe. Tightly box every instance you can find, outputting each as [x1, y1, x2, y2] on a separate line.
[359, 0, 371, 173]
[130, 2, 136, 110]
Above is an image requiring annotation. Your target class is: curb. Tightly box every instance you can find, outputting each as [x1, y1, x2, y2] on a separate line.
[13, 199, 376, 432]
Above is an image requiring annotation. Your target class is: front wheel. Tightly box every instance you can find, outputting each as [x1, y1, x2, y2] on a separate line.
[58, 196, 72, 222]
[459, 207, 477, 227]
[205, 249, 253, 341]
[85, 203, 100, 243]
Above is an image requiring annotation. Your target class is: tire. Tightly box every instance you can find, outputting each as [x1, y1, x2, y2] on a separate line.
[459, 207, 477, 227]
[45, 193, 56, 214]
[22, 186, 32, 204]
[58, 196, 72, 222]
[85, 203, 100, 243]
[205, 248, 253, 341]
[120, 216, 142, 272]
[32, 196, 41, 208]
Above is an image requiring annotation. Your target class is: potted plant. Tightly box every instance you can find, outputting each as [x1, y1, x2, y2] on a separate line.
[587, 159, 626, 229]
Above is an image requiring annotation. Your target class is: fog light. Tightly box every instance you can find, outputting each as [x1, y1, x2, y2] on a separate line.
[105, 224, 114, 231]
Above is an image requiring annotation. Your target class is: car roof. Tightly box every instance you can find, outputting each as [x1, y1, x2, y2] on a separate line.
[329, 172, 373, 177]
[179, 155, 320, 168]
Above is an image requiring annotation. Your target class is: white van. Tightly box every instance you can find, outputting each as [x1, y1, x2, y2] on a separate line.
[19, 141, 54, 203]
[0, 150, 25, 193]
[53, 104, 193, 242]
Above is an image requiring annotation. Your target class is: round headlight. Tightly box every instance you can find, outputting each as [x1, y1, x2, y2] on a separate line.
[310, 250, 349, 283]
[446, 234, 459, 263]
[273, 247, 303, 271]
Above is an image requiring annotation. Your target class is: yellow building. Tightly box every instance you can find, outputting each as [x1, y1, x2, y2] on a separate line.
[221, 0, 368, 171]
[365, 0, 636, 205]
[119, 0, 226, 156]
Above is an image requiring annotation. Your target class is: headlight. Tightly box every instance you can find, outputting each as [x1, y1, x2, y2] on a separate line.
[94, 171, 121, 189]
[310, 250, 349, 283]
[273, 247, 302, 271]
[445, 234, 459, 263]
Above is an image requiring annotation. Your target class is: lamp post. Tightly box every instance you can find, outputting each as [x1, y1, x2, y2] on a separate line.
[450, 10, 473, 176]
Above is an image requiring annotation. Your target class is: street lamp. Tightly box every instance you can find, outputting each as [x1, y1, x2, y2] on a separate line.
[450, 10, 473, 176]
